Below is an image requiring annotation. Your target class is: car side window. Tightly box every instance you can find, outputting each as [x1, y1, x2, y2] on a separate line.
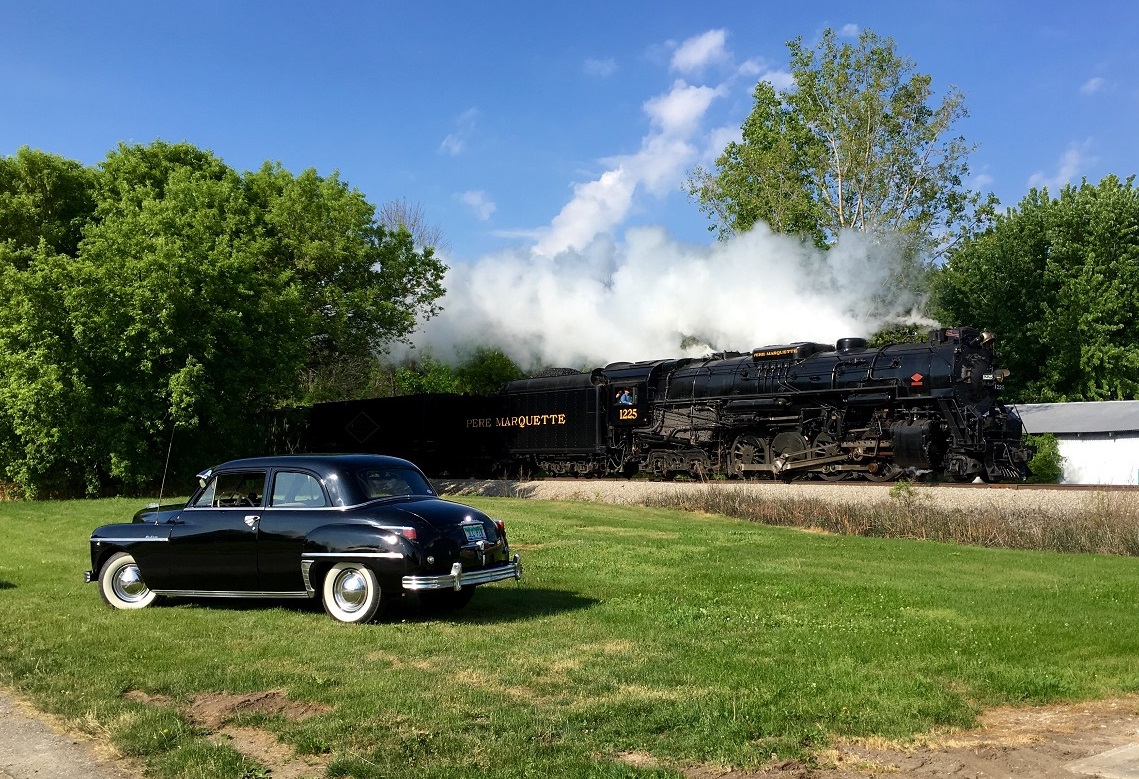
[270, 471, 327, 508]
[192, 471, 266, 508]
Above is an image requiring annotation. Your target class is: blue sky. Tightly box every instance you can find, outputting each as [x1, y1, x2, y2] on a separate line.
[4, 1, 1138, 363]
[4, 1, 1136, 262]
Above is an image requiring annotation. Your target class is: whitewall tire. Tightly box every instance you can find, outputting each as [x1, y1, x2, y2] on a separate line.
[98, 552, 158, 610]
[321, 562, 383, 623]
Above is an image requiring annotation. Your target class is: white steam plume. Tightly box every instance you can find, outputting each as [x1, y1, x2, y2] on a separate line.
[409, 29, 932, 370]
[410, 224, 929, 370]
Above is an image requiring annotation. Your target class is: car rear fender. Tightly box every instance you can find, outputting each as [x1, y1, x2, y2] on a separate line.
[300, 523, 418, 595]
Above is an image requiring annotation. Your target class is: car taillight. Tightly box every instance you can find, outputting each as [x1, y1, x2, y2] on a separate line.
[380, 526, 417, 543]
[492, 519, 506, 537]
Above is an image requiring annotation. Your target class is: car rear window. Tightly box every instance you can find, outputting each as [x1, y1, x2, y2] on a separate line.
[355, 467, 434, 500]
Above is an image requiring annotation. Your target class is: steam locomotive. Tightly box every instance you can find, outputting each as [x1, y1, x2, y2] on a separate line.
[298, 327, 1031, 482]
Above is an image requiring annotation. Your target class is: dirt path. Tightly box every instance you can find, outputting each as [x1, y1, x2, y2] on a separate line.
[812, 695, 1139, 778]
[6, 683, 1139, 778]
[0, 688, 140, 779]
[614, 697, 1139, 778]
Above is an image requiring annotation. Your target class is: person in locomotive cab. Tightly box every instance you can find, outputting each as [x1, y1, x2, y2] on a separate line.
[617, 388, 633, 405]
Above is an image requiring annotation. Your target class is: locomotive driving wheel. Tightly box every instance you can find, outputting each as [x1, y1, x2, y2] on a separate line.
[771, 432, 809, 482]
[813, 433, 850, 481]
[728, 434, 769, 478]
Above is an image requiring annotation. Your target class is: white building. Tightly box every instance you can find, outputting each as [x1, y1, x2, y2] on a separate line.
[1013, 401, 1139, 485]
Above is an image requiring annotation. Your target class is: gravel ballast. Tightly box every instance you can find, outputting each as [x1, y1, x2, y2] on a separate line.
[435, 479, 1126, 518]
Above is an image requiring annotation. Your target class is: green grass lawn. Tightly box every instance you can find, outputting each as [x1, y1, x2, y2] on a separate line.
[3, 496, 1139, 778]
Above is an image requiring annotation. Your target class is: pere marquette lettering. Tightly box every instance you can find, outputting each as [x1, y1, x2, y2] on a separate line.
[752, 347, 799, 359]
[467, 414, 568, 429]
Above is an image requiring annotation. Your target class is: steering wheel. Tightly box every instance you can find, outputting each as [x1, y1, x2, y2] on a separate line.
[220, 491, 253, 507]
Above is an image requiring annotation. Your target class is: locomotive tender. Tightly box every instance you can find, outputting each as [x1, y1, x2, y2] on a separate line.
[301, 327, 1030, 482]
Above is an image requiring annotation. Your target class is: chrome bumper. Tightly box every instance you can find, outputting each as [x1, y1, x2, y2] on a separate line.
[402, 554, 522, 592]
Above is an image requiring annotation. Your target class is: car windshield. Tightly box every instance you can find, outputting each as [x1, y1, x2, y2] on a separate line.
[354, 467, 434, 500]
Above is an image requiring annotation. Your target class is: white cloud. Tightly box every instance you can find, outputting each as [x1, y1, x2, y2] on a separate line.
[671, 29, 728, 74]
[439, 134, 463, 156]
[584, 57, 617, 77]
[459, 190, 496, 221]
[700, 124, 742, 163]
[644, 80, 725, 136]
[1028, 142, 1093, 192]
[761, 69, 796, 91]
[736, 58, 764, 78]
[839, 23, 860, 37]
[1080, 77, 1105, 95]
[438, 108, 479, 156]
[971, 170, 994, 191]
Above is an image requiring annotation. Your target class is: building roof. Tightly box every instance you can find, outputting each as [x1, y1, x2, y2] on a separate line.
[1012, 400, 1139, 435]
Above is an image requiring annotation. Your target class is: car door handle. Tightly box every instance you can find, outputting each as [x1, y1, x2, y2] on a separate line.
[244, 515, 260, 527]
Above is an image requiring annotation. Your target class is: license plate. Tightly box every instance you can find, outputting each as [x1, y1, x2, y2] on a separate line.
[463, 523, 487, 542]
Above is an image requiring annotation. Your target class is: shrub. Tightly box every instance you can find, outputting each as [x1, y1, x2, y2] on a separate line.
[1026, 434, 1064, 484]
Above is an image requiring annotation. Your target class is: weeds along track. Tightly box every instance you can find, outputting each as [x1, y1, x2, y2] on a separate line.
[436, 479, 1139, 556]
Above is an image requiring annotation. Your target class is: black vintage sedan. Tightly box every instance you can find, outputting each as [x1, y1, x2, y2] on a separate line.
[84, 454, 522, 623]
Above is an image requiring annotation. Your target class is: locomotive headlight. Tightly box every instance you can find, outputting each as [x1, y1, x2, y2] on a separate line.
[982, 368, 1010, 383]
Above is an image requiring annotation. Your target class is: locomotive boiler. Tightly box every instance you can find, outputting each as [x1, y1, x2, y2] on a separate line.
[296, 327, 1030, 482]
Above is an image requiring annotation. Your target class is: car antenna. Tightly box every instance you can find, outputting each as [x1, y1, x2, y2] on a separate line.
[151, 422, 176, 523]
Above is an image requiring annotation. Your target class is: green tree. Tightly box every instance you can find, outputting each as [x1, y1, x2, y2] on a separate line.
[247, 163, 447, 367]
[867, 322, 929, 347]
[73, 143, 308, 490]
[391, 349, 522, 397]
[454, 348, 522, 394]
[688, 28, 992, 262]
[931, 176, 1139, 402]
[0, 147, 95, 260]
[0, 142, 447, 496]
[395, 356, 461, 395]
[1025, 434, 1065, 484]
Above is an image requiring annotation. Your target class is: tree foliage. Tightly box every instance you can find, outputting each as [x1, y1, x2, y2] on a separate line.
[688, 28, 992, 262]
[395, 349, 523, 396]
[931, 176, 1139, 402]
[0, 148, 95, 259]
[867, 322, 929, 347]
[1025, 434, 1065, 484]
[0, 142, 446, 496]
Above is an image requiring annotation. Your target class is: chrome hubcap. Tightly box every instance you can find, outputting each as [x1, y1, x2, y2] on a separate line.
[113, 564, 149, 603]
[333, 569, 369, 612]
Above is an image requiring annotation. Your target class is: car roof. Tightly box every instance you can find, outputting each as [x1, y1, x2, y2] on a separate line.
[212, 453, 420, 473]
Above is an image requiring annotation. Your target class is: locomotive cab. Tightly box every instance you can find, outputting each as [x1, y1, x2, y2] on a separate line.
[609, 384, 646, 426]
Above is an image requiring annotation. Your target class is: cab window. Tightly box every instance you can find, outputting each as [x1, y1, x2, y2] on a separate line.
[193, 471, 266, 508]
[270, 471, 327, 508]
